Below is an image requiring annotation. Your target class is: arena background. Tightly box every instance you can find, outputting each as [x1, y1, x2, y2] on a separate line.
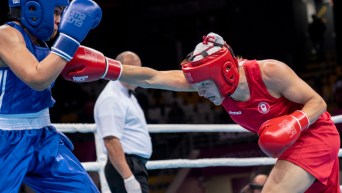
[0, 0, 341, 193]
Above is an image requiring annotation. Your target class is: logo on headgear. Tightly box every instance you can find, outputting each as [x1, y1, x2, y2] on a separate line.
[184, 72, 193, 83]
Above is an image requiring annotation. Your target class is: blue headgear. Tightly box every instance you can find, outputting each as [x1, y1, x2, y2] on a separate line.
[8, 0, 69, 41]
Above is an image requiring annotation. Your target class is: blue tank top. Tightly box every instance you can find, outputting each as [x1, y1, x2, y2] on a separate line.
[0, 22, 55, 114]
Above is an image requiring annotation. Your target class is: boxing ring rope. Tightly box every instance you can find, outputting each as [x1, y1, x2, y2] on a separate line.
[55, 114, 342, 193]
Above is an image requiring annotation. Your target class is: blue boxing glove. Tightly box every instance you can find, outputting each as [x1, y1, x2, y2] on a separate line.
[51, 0, 102, 61]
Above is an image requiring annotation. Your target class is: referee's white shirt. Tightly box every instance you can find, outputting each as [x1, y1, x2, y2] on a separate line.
[94, 81, 152, 159]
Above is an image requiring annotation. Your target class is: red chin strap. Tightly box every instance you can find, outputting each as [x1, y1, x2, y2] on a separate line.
[181, 42, 239, 97]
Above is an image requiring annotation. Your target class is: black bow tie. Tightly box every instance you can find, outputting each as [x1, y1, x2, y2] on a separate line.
[128, 90, 135, 97]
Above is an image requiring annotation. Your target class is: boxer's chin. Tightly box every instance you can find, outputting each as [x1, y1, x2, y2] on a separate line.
[50, 30, 58, 40]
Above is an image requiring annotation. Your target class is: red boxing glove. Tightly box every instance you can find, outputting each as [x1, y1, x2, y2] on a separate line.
[258, 110, 310, 158]
[61, 46, 122, 82]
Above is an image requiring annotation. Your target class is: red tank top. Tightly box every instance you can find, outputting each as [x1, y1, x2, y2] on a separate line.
[222, 60, 303, 133]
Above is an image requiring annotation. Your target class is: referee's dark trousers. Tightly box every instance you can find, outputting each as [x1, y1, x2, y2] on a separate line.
[104, 154, 149, 193]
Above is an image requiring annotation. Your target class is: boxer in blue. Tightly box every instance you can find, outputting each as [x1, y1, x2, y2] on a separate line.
[0, 0, 102, 192]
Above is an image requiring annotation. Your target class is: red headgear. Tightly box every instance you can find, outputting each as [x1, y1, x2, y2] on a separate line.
[181, 35, 240, 97]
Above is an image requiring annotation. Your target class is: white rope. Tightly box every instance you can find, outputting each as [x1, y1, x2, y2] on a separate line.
[82, 148, 342, 171]
[55, 123, 247, 133]
[55, 114, 342, 133]
[332, 114, 342, 123]
[82, 157, 277, 171]
[147, 157, 277, 169]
